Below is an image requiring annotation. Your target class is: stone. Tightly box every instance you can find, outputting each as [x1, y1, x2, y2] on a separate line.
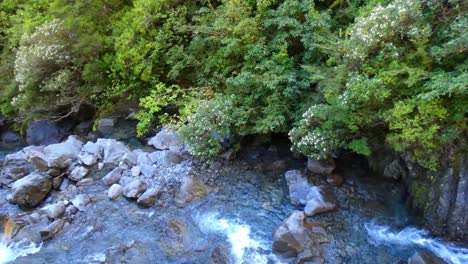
[68, 166, 89, 181]
[119, 176, 133, 187]
[71, 194, 91, 211]
[140, 164, 156, 178]
[76, 178, 94, 186]
[40, 219, 66, 241]
[122, 152, 137, 166]
[148, 150, 182, 166]
[327, 173, 344, 186]
[1, 151, 34, 184]
[52, 177, 63, 190]
[137, 187, 160, 207]
[383, 159, 406, 180]
[96, 138, 131, 164]
[10, 172, 52, 208]
[78, 141, 102, 166]
[304, 187, 337, 217]
[307, 158, 335, 175]
[97, 118, 115, 135]
[123, 179, 147, 199]
[285, 170, 311, 206]
[97, 162, 104, 171]
[1, 131, 20, 146]
[408, 251, 447, 264]
[134, 150, 152, 166]
[102, 167, 123, 185]
[131, 166, 141, 177]
[272, 211, 331, 260]
[148, 126, 183, 150]
[43, 136, 83, 168]
[108, 184, 123, 200]
[210, 244, 233, 264]
[176, 175, 210, 204]
[45, 202, 66, 219]
[23, 146, 48, 171]
[26, 120, 62, 146]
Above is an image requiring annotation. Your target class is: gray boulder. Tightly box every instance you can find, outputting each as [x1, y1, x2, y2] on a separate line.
[137, 187, 160, 207]
[43, 136, 83, 168]
[78, 141, 102, 166]
[45, 202, 66, 219]
[176, 175, 210, 204]
[71, 194, 91, 211]
[285, 170, 311, 206]
[1, 151, 34, 185]
[307, 158, 335, 175]
[96, 138, 131, 164]
[304, 187, 337, 217]
[148, 150, 182, 166]
[68, 166, 89, 181]
[108, 184, 123, 200]
[10, 172, 52, 208]
[148, 126, 183, 150]
[102, 167, 123, 185]
[123, 179, 147, 199]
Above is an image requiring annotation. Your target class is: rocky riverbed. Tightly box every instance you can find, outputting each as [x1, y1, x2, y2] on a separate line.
[0, 129, 467, 264]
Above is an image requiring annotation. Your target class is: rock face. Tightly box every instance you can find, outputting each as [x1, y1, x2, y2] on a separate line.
[10, 172, 52, 208]
[273, 211, 331, 261]
[148, 126, 183, 150]
[26, 120, 63, 146]
[369, 147, 468, 241]
[307, 158, 335, 175]
[284, 170, 311, 206]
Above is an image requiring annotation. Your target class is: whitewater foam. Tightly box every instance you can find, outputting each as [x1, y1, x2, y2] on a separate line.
[365, 223, 468, 264]
[0, 240, 42, 264]
[197, 212, 283, 264]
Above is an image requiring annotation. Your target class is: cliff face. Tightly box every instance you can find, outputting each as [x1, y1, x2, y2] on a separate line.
[369, 148, 467, 242]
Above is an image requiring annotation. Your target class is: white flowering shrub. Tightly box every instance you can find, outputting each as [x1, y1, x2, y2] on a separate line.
[347, 0, 427, 61]
[179, 95, 237, 159]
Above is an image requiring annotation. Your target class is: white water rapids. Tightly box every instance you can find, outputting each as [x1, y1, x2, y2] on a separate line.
[0, 240, 42, 264]
[365, 223, 468, 264]
[197, 212, 283, 264]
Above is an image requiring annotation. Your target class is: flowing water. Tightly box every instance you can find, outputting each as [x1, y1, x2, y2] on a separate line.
[1, 145, 467, 263]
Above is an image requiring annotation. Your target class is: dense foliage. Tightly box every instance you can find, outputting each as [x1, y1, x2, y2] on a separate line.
[1, 0, 466, 169]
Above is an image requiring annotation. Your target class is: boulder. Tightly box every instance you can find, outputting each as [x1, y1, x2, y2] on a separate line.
[71, 194, 91, 211]
[96, 118, 115, 135]
[121, 152, 137, 166]
[140, 164, 156, 178]
[137, 187, 160, 207]
[176, 175, 210, 204]
[40, 219, 66, 241]
[43, 136, 83, 168]
[68, 166, 89, 181]
[22, 146, 48, 171]
[408, 251, 447, 264]
[148, 150, 182, 166]
[1, 151, 34, 185]
[307, 158, 335, 175]
[131, 166, 141, 177]
[123, 179, 147, 199]
[45, 202, 66, 219]
[102, 167, 123, 185]
[78, 141, 102, 166]
[26, 120, 62, 146]
[96, 138, 131, 164]
[148, 126, 183, 150]
[108, 184, 123, 200]
[10, 172, 52, 208]
[272, 211, 331, 260]
[304, 187, 337, 217]
[285, 170, 311, 206]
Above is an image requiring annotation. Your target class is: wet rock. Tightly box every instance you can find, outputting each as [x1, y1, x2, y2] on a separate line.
[273, 211, 331, 260]
[40, 219, 66, 240]
[285, 170, 311, 206]
[383, 159, 406, 180]
[137, 187, 160, 207]
[131, 166, 141, 177]
[13, 216, 50, 243]
[76, 178, 94, 186]
[408, 251, 447, 264]
[159, 218, 194, 257]
[108, 184, 123, 200]
[45, 202, 66, 219]
[210, 244, 233, 264]
[102, 167, 123, 185]
[10, 172, 52, 208]
[123, 179, 147, 199]
[43, 136, 83, 168]
[304, 187, 337, 217]
[327, 173, 344, 186]
[68, 166, 89, 181]
[307, 158, 335, 175]
[148, 150, 182, 166]
[148, 126, 183, 150]
[96, 138, 131, 164]
[140, 164, 156, 178]
[176, 175, 210, 204]
[26, 120, 62, 146]
[71, 194, 91, 211]
[78, 141, 102, 166]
